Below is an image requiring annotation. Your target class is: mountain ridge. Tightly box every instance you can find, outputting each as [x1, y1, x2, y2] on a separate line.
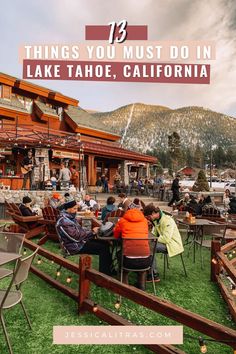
[92, 103, 236, 153]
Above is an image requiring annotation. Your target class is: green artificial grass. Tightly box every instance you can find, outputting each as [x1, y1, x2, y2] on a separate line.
[0, 235, 235, 354]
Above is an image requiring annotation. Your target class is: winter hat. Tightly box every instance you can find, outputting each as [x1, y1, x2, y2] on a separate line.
[23, 196, 32, 204]
[63, 199, 77, 210]
[52, 192, 60, 199]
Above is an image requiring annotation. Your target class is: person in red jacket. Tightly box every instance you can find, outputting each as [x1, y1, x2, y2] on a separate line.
[113, 208, 151, 290]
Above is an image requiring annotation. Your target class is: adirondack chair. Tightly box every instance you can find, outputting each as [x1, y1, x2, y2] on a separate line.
[38, 206, 61, 245]
[104, 209, 125, 222]
[5, 202, 45, 240]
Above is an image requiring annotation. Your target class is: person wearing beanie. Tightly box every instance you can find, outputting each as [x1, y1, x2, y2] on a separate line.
[19, 196, 39, 228]
[49, 192, 62, 209]
[19, 196, 36, 217]
[143, 204, 184, 280]
[56, 200, 113, 275]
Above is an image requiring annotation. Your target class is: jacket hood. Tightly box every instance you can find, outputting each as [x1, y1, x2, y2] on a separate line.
[105, 204, 116, 211]
[123, 209, 145, 222]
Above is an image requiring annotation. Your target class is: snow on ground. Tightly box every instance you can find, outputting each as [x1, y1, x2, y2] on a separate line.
[164, 179, 234, 192]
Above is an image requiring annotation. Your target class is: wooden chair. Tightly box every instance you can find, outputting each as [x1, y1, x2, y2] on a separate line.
[6, 203, 45, 241]
[120, 237, 158, 294]
[221, 224, 236, 244]
[38, 206, 61, 245]
[104, 209, 125, 222]
[202, 206, 221, 218]
[0, 249, 38, 354]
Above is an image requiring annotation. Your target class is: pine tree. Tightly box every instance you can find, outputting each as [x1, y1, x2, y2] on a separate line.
[168, 132, 184, 172]
[193, 145, 203, 168]
[192, 170, 210, 191]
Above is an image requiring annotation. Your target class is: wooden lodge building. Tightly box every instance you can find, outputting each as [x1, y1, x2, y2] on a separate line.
[0, 72, 156, 190]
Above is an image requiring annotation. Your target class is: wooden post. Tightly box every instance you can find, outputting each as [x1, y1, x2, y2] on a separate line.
[78, 255, 92, 314]
[211, 240, 221, 282]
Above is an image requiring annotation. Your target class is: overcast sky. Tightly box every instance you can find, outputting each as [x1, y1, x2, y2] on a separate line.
[1, 0, 235, 116]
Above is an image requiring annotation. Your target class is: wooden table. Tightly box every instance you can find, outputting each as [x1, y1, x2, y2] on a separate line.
[0, 252, 21, 266]
[177, 218, 221, 262]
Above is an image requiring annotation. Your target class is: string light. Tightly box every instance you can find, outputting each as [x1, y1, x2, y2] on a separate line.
[56, 268, 61, 277]
[51, 260, 54, 264]
[211, 258, 217, 265]
[233, 250, 236, 254]
[23, 248, 27, 256]
[66, 276, 72, 284]
[199, 337, 207, 353]
[37, 257, 42, 265]
[232, 285, 236, 296]
[93, 303, 98, 312]
[114, 299, 121, 310]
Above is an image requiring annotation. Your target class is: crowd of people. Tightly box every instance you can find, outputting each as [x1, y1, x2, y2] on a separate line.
[18, 190, 185, 291]
[18, 174, 236, 292]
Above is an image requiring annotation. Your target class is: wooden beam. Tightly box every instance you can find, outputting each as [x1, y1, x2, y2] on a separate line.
[24, 239, 80, 273]
[30, 265, 78, 301]
[83, 299, 185, 354]
[85, 268, 236, 347]
[217, 251, 236, 284]
[221, 241, 236, 253]
[78, 256, 92, 313]
[217, 276, 236, 323]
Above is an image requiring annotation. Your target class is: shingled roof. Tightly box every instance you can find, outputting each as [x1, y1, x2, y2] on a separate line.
[65, 105, 120, 137]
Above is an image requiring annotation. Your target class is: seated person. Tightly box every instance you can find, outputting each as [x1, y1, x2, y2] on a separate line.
[113, 207, 152, 290]
[127, 198, 145, 211]
[19, 196, 37, 217]
[186, 195, 200, 215]
[19, 196, 39, 227]
[143, 204, 184, 279]
[56, 199, 112, 275]
[49, 192, 62, 209]
[201, 195, 219, 215]
[101, 196, 117, 221]
[79, 194, 98, 211]
[176, 193, 190, 211]
[118, 193, 131, 212]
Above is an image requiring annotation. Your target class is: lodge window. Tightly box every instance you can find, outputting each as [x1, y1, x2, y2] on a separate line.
[0, 85, 11, 100]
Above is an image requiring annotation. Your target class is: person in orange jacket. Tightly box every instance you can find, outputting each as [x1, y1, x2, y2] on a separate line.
[113, 207, 151, 290]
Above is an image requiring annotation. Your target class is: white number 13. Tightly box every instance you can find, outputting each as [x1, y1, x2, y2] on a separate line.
[108, 20, 128, 44]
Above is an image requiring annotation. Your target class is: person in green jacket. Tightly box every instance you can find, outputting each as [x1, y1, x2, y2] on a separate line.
[143, 204, 184, 278]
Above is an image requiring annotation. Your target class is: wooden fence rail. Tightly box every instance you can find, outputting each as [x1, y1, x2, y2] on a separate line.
[22, 238, 236, 353]
[211, 240, 236, 324]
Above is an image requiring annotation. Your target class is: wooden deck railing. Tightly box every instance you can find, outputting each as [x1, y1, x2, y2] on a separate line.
[23, 238, 236, 353]
[211, 240, 236, 323]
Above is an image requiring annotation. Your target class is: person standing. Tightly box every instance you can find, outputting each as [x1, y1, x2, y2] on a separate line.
[58, 163, 71, 184]
[21, 150, 36, 190]
[70, 165, 79, 189]
[168, 174, 181, 207]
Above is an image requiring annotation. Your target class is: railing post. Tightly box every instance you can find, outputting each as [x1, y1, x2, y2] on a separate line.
[211, 240, 221, 282]
[78, 255, 92, 314]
